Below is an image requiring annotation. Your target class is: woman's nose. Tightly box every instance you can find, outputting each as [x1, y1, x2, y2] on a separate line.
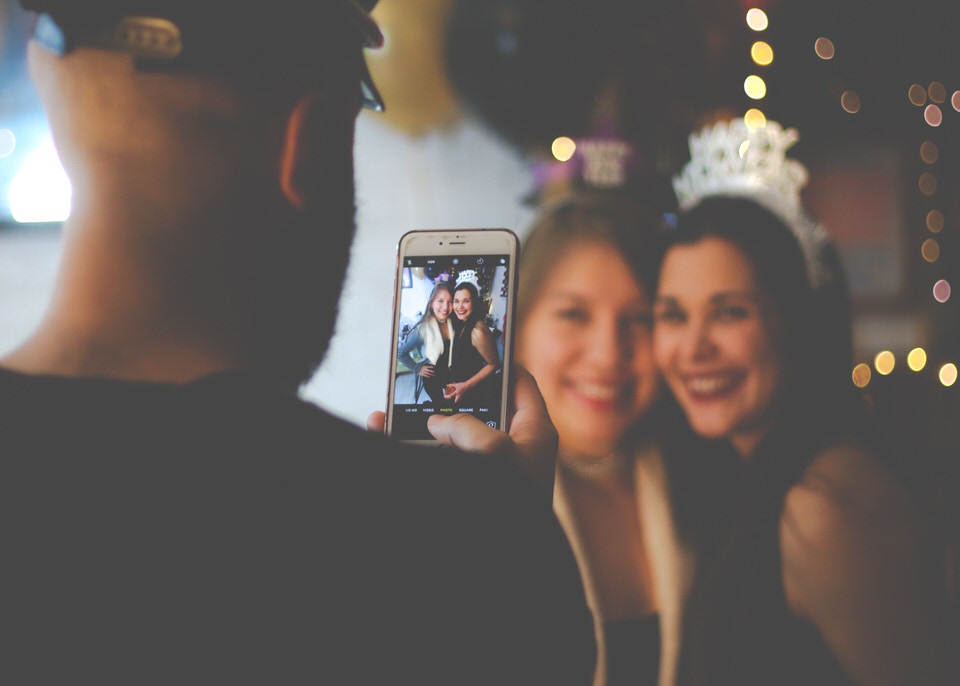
[684, 318, 716, 360]
[587, 319, 632, 366]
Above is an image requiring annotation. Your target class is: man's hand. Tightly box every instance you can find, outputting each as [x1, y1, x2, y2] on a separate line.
[367, 365, 558, 495]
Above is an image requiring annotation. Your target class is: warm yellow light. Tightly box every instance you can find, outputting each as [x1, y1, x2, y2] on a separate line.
[852, 363, 872, 388]
[751, 41, 773, 66]
[745, 8, 768, 31]
[940, 363, 958, 387]
[927, 209, 944, 233]
[743, 109, 766, 128]
[907, 348, 927, 372]
[551, 136, 577, 162]
[874, 350, 895, 375]
[744, 75, 766, 100]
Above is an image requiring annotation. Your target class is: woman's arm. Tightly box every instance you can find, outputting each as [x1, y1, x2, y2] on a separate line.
[780, 445, 956, 685]
[398, 325, 436, 377]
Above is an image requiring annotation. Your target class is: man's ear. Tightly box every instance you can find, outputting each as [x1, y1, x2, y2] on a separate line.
[278, 93, 327, 211]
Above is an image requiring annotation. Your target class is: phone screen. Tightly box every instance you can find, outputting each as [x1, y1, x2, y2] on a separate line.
[387, 230, 517, 444]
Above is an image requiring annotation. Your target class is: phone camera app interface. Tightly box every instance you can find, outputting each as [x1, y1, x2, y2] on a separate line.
[393, 253, 510, 440]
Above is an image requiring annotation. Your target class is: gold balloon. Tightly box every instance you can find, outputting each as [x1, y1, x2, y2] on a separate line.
[365, 0, 463, 136]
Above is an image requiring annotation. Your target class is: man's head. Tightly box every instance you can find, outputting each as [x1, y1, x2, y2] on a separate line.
[21, 1, 384, 109]
[18, 1, 384, 389]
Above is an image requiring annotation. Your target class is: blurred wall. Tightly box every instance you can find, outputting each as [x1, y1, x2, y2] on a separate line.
[300, 0, 538, 425]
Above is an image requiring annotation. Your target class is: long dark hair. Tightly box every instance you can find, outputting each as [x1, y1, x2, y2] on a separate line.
[661, 196, 865, 488]
[659, 195, 872, 685]
[451, 281, 486, 339]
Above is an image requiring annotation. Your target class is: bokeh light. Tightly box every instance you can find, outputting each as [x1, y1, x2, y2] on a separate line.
[744, 75, 766, 100]
[840, 90, 860, 114]
[933, 279, 951, 303]
[551, 136, 576, 162]
[920, 140, 938, 164]
[924, 104, 943, 127]
[814, 37, 834, 60]
[751, 41, 773, 66]
[908, 84, 927, 106]
[746, 8, 768, 31]
[953, 90, 960, 112]
[874, 350, 895, 375]
[927, 209, 944, 233]
[940, 363, 958, 387]
[921, 238, 940, 262]
[907, 348, 927, 372]
[919, 172, 937, 196]
[743, 108, 766, 128]
[928, 81, 946, 103]
[852, 363, 872, 388]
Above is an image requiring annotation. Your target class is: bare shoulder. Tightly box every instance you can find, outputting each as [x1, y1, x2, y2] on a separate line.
[471, 320, 494, 339]
[787, 441, 915, 518]
[780, 446, 956, 683]
[780, 440, 928, 615]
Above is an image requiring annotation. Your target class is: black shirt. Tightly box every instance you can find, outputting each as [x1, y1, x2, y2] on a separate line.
[0, 367, 595, 684]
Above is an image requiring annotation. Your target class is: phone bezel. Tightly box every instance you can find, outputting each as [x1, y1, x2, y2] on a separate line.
[385, 228, 519, 445]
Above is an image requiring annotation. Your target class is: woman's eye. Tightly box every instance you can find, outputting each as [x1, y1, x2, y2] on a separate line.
[654, 308, 685, 324]
[556, 308, 589, 323]
[715, 305, 750, 321]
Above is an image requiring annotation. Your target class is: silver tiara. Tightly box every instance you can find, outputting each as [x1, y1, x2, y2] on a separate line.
[455, 269, 481, 291]
[672, 118, 830, 287]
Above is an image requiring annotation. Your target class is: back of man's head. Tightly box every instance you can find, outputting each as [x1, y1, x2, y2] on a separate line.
[20, 1, 382, 86]
[15, 1, 385, 389]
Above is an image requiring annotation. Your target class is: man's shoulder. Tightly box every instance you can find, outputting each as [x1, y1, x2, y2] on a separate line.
[0, 367, 597, 684]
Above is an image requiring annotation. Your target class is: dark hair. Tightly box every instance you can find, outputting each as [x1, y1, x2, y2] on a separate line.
[660, 195, 878, 684]
[21, 0, 381, 79]
[666, 195, 863, 453]
[451, 281, 486, 336]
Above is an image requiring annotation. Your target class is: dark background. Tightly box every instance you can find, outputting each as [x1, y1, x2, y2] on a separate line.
[1, 0, 957, 458]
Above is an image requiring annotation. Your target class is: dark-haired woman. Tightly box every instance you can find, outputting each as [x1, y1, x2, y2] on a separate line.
[445, 281, 501, 408]
[651, 192, 956, 685]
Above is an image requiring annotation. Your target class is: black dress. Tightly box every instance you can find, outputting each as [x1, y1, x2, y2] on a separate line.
[450, 324, 500, 409]
[422, 337, 453, 406]
[604, 614, 660, 686]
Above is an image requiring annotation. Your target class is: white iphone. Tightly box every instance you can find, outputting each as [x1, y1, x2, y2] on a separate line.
[385, 228, 520, 444]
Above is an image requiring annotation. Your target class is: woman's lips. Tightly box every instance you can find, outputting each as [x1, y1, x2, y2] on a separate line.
[566, 379, 632, 406]
[681, 371, 745, 399]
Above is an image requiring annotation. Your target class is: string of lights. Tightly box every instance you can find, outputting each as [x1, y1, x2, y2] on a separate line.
[732, 3, 956, 394]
